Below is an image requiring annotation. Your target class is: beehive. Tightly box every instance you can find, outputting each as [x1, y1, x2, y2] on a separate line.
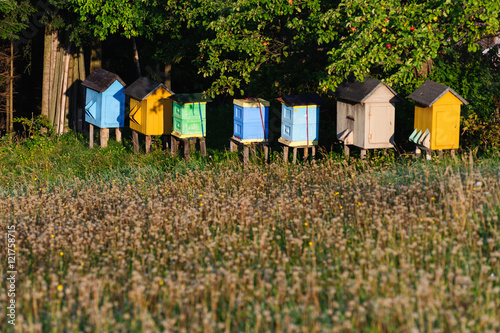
[124, 77, 174, 136]
[335, 77, 401, 150]
[170, 93, 212, 138]
[82, 68, 126, 128]
[408, 80, 468, 150]
[278, 94, 323, 146]
[233, 98, 270, 142]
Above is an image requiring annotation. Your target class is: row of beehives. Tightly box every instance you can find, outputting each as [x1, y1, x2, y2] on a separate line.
[82, 69, 468, 152]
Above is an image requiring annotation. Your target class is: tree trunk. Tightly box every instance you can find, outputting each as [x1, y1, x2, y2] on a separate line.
[90, 38, 101, 72]
[132, 37, 141, 77]
[49, 43, 62, 126]
[58, 42, 71, 134]
[8, 40, 14, 133]
[164, 63, 171, 89]
[41, 25, 52, 122]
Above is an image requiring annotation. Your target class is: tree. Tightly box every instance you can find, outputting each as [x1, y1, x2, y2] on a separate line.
[0, 0, 35, 134]
[165, 0, 499, 97]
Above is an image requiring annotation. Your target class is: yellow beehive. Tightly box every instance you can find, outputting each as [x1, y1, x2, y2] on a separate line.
[124, 77, 174, 136]
[408, 81, 468, 150]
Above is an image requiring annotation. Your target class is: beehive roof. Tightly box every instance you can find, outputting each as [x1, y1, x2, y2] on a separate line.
[170, 93, 212, 104]
[81, 68, 125, 93]
[123, 76, 174, 101]
[334, 77, 401, 104]
[278, 94, 324, 106]
[408, 80, 468, 107]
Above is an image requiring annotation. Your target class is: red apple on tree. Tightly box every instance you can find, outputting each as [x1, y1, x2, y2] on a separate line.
[410, 26, 415, 32]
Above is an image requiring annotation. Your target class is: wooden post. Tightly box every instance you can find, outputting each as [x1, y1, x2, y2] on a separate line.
[89, 124, 94, 148]
[200, 138, 207, 157]
[425, 150, 432, 161]
[264, 145, 269, 163]
[438, 149, 443, 159]
[184, 139, 190, 161]
[230, 139, 237, 152]
[283, 146, 289, 163]
[415, 147, 421, 158]
[145, 135, 152, 153]
[171, 136, 178, 155]
[116, 128, 122, 142]
[451, 149, 456, 157]
[344, 143, 350, 157]
[311, 146, 316, 160]
[100, 128, 109, 148]
[243, 145, 249, 165]
[292, 147, 298, 164]
[303, 147, 309, 160]
[189, 138, 197, 152]
[161, 135, 169, 150]
[132, 130, 139, 154]
[360, 149, 367, 160]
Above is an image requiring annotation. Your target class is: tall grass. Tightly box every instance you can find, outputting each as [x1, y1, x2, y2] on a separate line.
[0, 134, 499, 332]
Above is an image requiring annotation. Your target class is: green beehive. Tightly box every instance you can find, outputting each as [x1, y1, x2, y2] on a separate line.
[171, 93, 212, 138]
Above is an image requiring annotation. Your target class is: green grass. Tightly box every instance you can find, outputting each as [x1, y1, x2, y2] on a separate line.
[0, 133, 499, 332]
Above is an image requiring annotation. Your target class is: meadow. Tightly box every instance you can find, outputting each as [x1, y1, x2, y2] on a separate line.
[0, 133, 499, 332]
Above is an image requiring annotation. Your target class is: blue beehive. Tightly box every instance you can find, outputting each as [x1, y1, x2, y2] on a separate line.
[82, 68, 126, 128]
[233, 98, 270, 142]
[278, 94, 323, 146]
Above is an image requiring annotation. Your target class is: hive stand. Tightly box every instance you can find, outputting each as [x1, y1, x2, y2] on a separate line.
[131, 132, 169, 154]
[88, 124, 122, 148]
[279, 137, 316, 164]
[170, 134, 206, 161]
[414, 147, 456, 160]
[229, 136, 269, 165]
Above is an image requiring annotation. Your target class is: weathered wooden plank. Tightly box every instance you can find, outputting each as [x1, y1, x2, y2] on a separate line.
[145, 135, 152, 154]
[100, 128, 109, 148]
[200, 138, 207, 157]
[132, 130, 139, 154]
[89, 124, 94, 148]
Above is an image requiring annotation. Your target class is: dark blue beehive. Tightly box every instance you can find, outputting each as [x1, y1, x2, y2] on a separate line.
[233, 98, 270, 142]
[82, 68, 126, 128]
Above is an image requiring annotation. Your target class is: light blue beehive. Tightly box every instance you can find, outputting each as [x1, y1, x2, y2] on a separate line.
[233, 98, 270, 142]
[278, 94, 323, 146]
[82, 68, 126, 128]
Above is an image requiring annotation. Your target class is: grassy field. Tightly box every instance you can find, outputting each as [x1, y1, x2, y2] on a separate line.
[0, 133, 499, 332]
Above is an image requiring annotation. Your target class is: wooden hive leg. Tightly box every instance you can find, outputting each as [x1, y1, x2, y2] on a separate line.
[360, 149, 367, 160]
[264, 144, 269, 164]
[145, 135, 152, 154]
[132, 130, 139, 154]
[438, 149, 443, 159]
[115, 128, 122, 143]
[283, 146, 289, 163]
[292, 147, 298, 164]
[303, 146, 309, 160]
[170, 136, 178, 155]
[89, 124, 94, 148]
[243, 145, 249, 165]
[343, 143, 350, 157]
[311, 146, 316, 160]
[100, 128, 109, 148]
[425, 150, 432, 161]
[161, 134, 169, 151]
[415, 147, 421, 158]
[189, 138, 197, 152]
[230, 139, 237, 152]
[200, 138, 207, 157]
[184, 139, 190, 162]
[451, 149, 456, 157]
